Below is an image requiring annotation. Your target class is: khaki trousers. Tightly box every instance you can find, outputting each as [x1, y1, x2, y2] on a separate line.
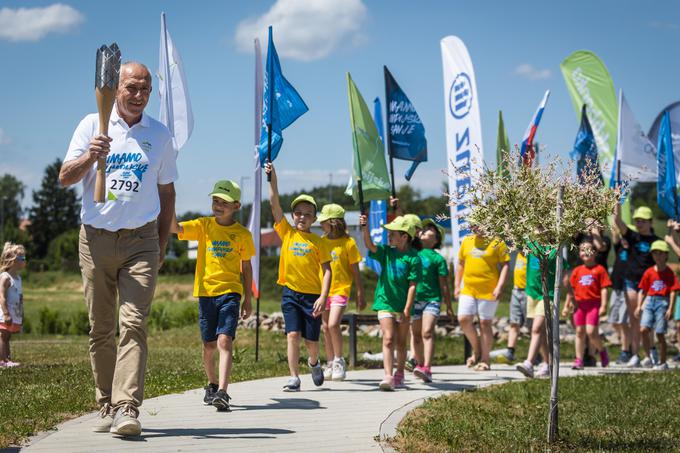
[79, 221, 159, 408]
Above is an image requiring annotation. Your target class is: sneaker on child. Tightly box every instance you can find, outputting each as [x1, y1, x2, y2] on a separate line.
[516, 360, 534, 378]
[283, 376, 301, 392]
[405, 357, 417, 372]
[535, 362, 550, 378]
[203, 383, 218, 405]
[615, 350, 631, 365]
[212, 389, 231, 412]
[599, 348, 610, 368]
[331, 357, 346, 381]
[413, 365, 432, 383]
[323, 362, 333, 381]
[640, 357, 653, 368]
[309, 359, 325, 387]
[379, 375, 394, 391]
[653, 362, 669, 371]
[626, 354, 641, 368]
[110, 403, 141, 437]
[571, 358, 584, 370]
[393, 371, 406, 389]
[650, 348, 660, 366]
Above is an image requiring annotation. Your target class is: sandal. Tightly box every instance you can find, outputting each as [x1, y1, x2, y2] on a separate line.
[466, 356, 477, 368]
[474, 362, 490, 372]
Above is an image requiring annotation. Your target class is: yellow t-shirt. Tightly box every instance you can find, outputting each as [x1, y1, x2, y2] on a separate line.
[275, 218, 332, 295]
[458, 235, 510, 300]
[323, 236, 363, 297]
[178, 217, 255, 297]
[514, 252, 527, 289]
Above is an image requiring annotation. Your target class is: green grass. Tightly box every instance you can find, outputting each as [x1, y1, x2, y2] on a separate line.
[391, 370, 680, 452]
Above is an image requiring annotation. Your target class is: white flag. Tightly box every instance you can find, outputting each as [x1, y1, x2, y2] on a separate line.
[158, 12, 193, 150]
[615, 90, 656, 182]
[440, 36, 483, 263]
[247, 38, 263, 298]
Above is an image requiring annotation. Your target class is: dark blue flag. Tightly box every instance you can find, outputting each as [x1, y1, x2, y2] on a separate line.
[258, 26, 309, 166]
[384, 66, 427, 181]
[657, 111, 679, 220]
[366, 97, 388, 275]
[570, 104, 603, 185]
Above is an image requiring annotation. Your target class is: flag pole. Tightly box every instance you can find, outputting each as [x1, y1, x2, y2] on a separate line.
[383, 66, 397, 208]
[267, 124, 272, 182]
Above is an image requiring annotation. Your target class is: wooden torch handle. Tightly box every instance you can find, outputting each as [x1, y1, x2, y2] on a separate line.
[94, 87, 116, 203]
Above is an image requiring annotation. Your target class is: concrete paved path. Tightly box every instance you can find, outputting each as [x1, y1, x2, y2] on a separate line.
[21, 364, 644, 453]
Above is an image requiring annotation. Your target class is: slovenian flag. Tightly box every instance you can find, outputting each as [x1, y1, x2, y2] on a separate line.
[520, 90, 550, 166]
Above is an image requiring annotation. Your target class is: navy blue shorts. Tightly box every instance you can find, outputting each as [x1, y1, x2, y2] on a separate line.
[281, 286, 321, 341]
[198, 293, 241, 342]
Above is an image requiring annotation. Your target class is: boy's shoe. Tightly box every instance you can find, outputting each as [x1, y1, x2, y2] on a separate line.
[283, 376, 301, 392]
[599, 348, 610, 368]
[405, 358, 417, 372]
[650, 348, 660, 366]
[535, 363, 550, 378]
[309, 359, 325, 387]
[331, 357, 346, 381]
[615, 350, 631, 365]
[211, 389, 231, 412]
[653, 362, 669, 371]
[673, 353, 680, 363]
[110, 403, 141, 437]
[3, 360, 20, 367]
[497, 350, 515, 364]
[516, 360, 534, 378]
[203, 383, 218, 405]
[393, 371, 406, 389]
[379, 375, 394, 391]
[413, 365, 433, 382]
[640, 357, 653, 368]
[626, 354, 641, 368]
[323, 362, 333, 380]
[571, 358, 584, 370]
[92, 403, 114, 433]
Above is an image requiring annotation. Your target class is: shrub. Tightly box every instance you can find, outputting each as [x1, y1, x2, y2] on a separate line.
[46, 229, 80, 272]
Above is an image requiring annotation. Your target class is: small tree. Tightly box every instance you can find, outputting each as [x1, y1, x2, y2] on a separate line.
[448, 151, 620, 442]
[28, 159, 81, 258]
[0, 174, 25, 230]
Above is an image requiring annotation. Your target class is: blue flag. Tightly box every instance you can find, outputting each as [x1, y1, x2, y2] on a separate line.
[366, 97, 388, 275]
[657, 111, 678, 219]
[257, 26, 308, 166]
[384, 66, 427, 181]
[570, 104, 603, 186]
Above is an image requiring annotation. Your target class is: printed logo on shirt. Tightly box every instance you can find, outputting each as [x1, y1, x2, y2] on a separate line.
[578, 274, 595, 286]
[105, 152, 150, 202]
[388, 260, 408, 278]
[651, 280, 667, 292]
[331, 250, 339, 262]
[141, 141, 152, 153]
[421, 256, 431, 269]
[290, 241, 312, 257]
[619, 250, 628, 261]
[209, 241, 233, 258]
[636, 242, 651, 253]
[470, 248, 486, 258]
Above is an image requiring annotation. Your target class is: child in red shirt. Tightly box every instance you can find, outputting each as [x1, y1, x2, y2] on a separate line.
[635, 240, 679, 370]
[563, 241, 612, 369]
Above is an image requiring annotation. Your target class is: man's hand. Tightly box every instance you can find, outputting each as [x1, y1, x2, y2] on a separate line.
[88, 134, 112, 160]
[312, 297, 325, 318]
[241, 298, 253, 319]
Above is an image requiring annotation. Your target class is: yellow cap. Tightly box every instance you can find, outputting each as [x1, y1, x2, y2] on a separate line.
[209, 180, 241, 203]
[403, 213, 423, 230]
[291, 194, 317, 211]
[633, 206, 653, 220]
[317, 203, 345, 223]
[651, 240, 670, 253]
[421, 218, 445, 241]
[384, 216, 416, 238]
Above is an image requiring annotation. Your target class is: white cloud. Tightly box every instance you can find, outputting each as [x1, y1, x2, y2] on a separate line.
[0, 4, 84, 42]
[649, 20, 679, 31]
[514, 63, 552, 81]
[0, 128, 10, 145]
[234, 0, 367, 61]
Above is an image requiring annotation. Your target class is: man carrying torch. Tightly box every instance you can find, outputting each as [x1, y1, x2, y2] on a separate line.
[59, 52, 178, 437]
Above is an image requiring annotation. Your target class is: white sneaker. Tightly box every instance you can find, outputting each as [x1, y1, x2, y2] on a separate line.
[331, 357, 346, 381]
[535, 362, 550, 378]
[516, 360, 534, 378]
[640, 357, 653, 368]
[626, 355, 641, 368]
[323, 362, 333, 380]
[653, 362, 669, 371]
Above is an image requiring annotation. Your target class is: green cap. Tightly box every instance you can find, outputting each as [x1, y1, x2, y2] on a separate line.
[633, 206, 653, 220]
[421, 218, 445, 241]
[291, 194, 317, 210]
[210, 180, 241, 203]
[403, 213, 423, 230]
[384, 216, 416, 238]
[317, 203, 345, 223]
[651, 240, 670, 253]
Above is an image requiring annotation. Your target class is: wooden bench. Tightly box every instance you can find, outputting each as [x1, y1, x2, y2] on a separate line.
[340, 313, 471, 368]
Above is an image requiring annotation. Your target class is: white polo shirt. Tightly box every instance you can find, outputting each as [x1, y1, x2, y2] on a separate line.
[64, 106, 179, 231]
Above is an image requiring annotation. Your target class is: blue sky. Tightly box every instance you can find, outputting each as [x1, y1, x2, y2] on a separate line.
[1, 0, 679, 215]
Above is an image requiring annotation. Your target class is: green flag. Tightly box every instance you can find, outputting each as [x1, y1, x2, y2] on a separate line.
[345, 73, 391, 204]
[560, 50, 618, 173]
[496, 110, 510, 179]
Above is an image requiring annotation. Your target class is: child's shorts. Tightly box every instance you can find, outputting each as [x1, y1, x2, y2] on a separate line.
[457, 295, 497, 321]
[412, 300, 441, 320]
[282, 287, 322, 341]
[641, 296, 669, 334]
[509, 288, 527, 326]
[608, 289, 628, 325]
[526, 296, 545, 319]
[325, 295, 349, 310]
[377, 310, 404, 321]
[573, 299, 600, 327]
[0, 322, 21, 333]
[198, 293, 241, 342]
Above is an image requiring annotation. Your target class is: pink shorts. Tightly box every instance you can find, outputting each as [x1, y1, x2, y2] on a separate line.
[326, 295, 349, 310]
[0, 322, 21, 333]
[573, 300, 600, 326]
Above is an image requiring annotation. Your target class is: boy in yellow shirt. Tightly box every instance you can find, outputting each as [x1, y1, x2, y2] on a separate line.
[265, 163, 332, 391]
[171, 180, 254, 411]
[455, 229, 510, 370]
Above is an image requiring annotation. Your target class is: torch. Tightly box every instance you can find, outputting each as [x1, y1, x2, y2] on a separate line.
[94, 43, 121, 203]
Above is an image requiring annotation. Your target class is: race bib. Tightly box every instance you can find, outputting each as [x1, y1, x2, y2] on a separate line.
[105, 151, 150, 202]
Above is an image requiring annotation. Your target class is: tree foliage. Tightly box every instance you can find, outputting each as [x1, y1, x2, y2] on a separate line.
[0, 174, 25, 229]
